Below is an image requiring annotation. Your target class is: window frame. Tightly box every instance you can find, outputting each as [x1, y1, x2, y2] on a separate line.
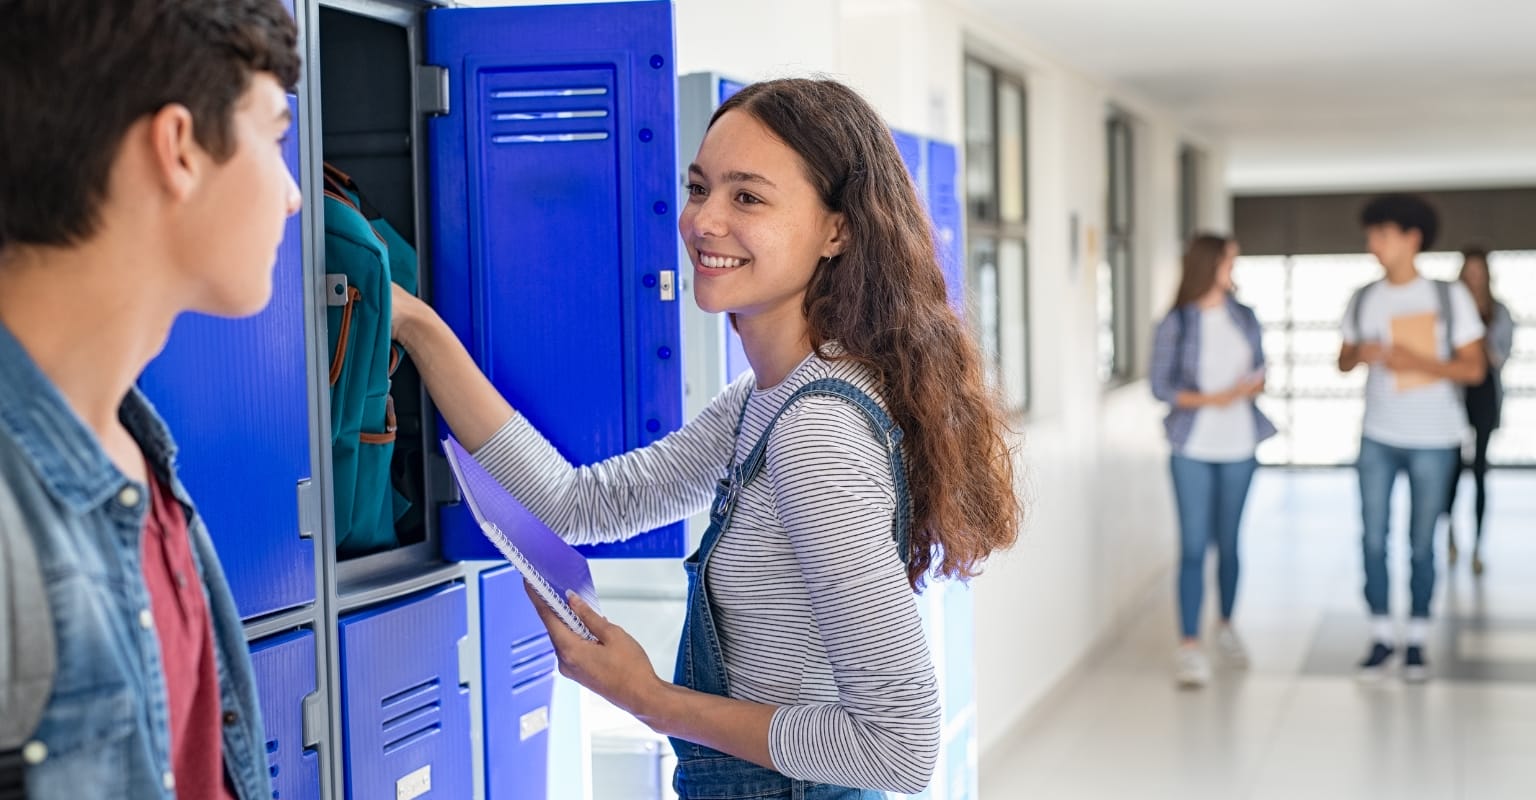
[1101, 111, 1136, 384]
[963, 56, 1032, 412]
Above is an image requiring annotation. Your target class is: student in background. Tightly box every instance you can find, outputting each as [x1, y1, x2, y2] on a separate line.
[1339, 194, 1485, 683]
[1151, 234, 1274, 689]
[0, 1, 301, 797]
[392, 78, 1021, 798]
[1443, 247, 1516, 575]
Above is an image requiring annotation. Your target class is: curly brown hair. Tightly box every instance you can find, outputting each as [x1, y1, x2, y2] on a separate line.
[714, 78, 1021, 588]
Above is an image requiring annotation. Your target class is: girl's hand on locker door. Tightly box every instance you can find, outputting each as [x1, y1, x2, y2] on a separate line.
[524, 580, 665, 717]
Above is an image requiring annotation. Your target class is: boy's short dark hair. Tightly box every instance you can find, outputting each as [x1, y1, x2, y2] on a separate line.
[0, 0, 301, 249]
[1359, 193, 1439, 252]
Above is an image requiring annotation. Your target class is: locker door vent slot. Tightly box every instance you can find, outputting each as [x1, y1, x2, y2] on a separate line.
[380, 677, 443, 754]
[484, 80, 615, 146]
[509, 632, 557, 692]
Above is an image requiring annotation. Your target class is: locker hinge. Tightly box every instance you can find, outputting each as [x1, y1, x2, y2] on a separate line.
[296, 478, 319, 539]
[457, 635, 474, 689]
[418, 65, 450, 117]
[300, 690, 325, 750]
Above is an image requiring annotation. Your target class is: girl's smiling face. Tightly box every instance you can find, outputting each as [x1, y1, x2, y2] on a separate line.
[679, 109, 844, 322]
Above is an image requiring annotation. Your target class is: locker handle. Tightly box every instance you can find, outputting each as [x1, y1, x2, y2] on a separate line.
[301, 691, 324, 750]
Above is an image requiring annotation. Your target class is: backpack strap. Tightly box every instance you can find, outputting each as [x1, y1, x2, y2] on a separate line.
[1348, 279, 1383, 343]
[1433, 279, 1454, 358]
[328, 285, 363, 387]
[0, 475, 56, 795]
[324, 162, 387, 222]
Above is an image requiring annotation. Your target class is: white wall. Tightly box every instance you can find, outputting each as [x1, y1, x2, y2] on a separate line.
[829, 0, 1233, 765]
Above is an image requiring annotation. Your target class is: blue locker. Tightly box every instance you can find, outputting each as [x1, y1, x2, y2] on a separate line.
[137, 92, 313, 620]
[339, 584, 472, 800]
[718, 77, 746, 104]
[480, 566, 559, 800]
[942, 581, 975, 723]
[891, 128, 926, 191]
[249, 629, 321, 800]
[944, 717, 979, 800]
[926, 140, 967, 317]
[426, 1, 684, 561]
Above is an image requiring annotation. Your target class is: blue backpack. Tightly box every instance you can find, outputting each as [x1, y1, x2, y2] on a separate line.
[323, 164, 416, 555]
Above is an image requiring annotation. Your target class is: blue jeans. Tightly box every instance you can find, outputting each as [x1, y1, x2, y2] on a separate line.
[1357, 437, 1458, 619]
[1170, 455, 1258, 639]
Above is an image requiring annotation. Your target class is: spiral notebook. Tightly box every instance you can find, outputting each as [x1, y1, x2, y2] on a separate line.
[441, 435, 600, 641]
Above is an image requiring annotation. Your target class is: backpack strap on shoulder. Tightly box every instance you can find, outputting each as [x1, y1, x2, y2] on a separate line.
[1434, 279, 1454, 358]
[1348, 279, 1383, 342]
[0, 476, 56, 795]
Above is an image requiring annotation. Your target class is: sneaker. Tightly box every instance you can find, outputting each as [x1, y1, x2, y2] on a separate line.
[1403, 646, 1430, 683]
[1472, 548, 1485, 577]
[1175, 647, 1211, 689]
[1357, 642, 1395, 681]
[1215, 627, 1250, 669]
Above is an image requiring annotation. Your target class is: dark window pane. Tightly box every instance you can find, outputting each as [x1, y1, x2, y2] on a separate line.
[965, 60, 997, 221]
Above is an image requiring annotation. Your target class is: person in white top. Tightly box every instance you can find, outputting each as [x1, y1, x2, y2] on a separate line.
[390, 79, 1022, 797]
[1338, 194, 1486, 683]
[1150, 235, 1276, 688]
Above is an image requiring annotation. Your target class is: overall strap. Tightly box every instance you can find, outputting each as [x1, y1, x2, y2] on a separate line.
[731, 377, 913, 564]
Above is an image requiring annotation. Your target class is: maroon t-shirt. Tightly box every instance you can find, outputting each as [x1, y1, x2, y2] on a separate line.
[140, 469, 237, 800]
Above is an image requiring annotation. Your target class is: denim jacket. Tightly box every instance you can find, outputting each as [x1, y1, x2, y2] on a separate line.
[1150, 296, 1278, 452]
[0, 321, 271, 800]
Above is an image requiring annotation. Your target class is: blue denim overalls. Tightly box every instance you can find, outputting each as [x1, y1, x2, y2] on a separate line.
[670, 378, 913, 800]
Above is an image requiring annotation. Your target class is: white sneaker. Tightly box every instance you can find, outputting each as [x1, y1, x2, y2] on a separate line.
[1175, 647, 1211, 689]
[1215, 627, 1250, 669]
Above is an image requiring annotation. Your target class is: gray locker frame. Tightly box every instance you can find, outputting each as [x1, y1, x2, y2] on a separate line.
[236, 6, 695, 799]
[237, 2, 501, 799]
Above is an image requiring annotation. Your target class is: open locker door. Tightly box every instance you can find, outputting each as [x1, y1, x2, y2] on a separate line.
[138, 91, 314, 621]
[425, 1, 684, 560]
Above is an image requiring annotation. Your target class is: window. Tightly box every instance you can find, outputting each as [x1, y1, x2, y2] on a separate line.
[964, 58, 1030, 411]
[1100, 111, 1135, 383]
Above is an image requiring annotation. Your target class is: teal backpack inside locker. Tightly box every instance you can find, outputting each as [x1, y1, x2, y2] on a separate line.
[323, 163, 416, 556]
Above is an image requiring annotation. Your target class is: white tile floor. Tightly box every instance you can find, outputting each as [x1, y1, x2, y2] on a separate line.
[979, 469, 1536, 800]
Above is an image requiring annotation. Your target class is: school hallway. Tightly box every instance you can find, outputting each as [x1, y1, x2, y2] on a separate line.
[979, 468, 1536, 800]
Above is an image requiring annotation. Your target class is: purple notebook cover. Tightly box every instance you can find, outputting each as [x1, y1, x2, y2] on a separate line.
[441, 435, 600, 640]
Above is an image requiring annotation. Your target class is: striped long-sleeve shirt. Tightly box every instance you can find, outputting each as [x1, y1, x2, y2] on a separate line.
[474, 351, 941, 793]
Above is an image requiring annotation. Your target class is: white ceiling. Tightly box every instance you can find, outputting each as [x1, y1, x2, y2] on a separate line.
[961, 0, 1536, 194]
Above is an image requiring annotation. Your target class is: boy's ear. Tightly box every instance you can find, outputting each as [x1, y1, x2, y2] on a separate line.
[146, 103, 201, 203]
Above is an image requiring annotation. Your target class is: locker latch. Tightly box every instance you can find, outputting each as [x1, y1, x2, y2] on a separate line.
[300, 690, 324, 750]
[659, 270, 676, 302]
[457, 634, 474, 689]
[296, 479, 319, 540]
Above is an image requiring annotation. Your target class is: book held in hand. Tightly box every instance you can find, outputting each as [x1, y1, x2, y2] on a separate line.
[441, 435, 600, 641]
[1389, 311, 1438, 391]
